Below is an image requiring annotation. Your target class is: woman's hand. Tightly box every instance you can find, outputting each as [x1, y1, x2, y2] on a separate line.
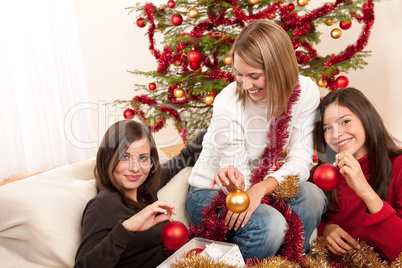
[322, 223, 360, 255]
[336, 152, 383, 213]
[225, 177, 278, 231]
[210, 165, 245, 192]
[122, 200, 176, 232]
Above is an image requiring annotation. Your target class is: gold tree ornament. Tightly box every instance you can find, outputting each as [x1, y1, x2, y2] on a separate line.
[297, 0, 308, 6]
[331, 28, 342, 39]
[174, 87, 185, 98]
[187, 7, 199, 19]
[222, 54, 233, 65]
[203, 93, 215, 105]
[248, 0, 260, 5]
[226, 189, 250, 213]
[317, 78, 327, 87]
[325, 18, 335, 26]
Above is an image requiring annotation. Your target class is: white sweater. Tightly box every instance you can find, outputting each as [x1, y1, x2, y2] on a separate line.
[188, 75, 320, 192]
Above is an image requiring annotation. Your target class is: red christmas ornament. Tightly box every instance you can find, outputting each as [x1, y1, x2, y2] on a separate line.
[313, 164, 342, 191]
[171, 14, 183, 26]
[189, 61, 201, 70]
[136, 17, 147, 28]
[167, 0, 175, 8]
[148, 83, 156, 91]
[123, 108, 135, 120]
[186, 248, 204, 257]
[187, 50, 201, 63]
[161, 221, 189, 249]
[336, 76, 349, 88]
[288, 3, 295, 11]
[340, 20, 352, 30]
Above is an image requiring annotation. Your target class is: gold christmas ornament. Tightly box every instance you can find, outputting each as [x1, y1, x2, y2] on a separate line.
[222, 54, 233, 65]
[297, 0, 308, 6]
[317, 78, 327, 87]
[325, 18, 335, 26]
[187, 7, 199, 19]
[203, 93, 215, 105]
[331, 28, 342, 39]
[226, 189, 250, 213]
[248, 0, 260, 5]
[174, 87, 185, 98]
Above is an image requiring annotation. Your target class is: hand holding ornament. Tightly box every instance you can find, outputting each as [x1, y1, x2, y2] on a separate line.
[210, 165, 245, 192]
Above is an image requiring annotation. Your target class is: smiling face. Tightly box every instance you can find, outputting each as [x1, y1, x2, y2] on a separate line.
[112, 138, 152, 201]
[323, 103, 368, 159]
[233, 53, 267, 102]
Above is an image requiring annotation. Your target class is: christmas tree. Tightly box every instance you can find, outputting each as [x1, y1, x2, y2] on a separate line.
[117, 0, 379, 143]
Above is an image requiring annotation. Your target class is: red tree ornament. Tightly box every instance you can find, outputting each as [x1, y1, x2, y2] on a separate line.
[340, 20, 352, 30]
[187, 50, 201, 63]
[171, 14, 183, 26]
[186, 248, 204, 257]
[313, 164, 343, 191]
[123, 108, 135, 119]
[336, 75, 349, 88]
[288, 3, 295, 11]
[148, 83, 156, 91]
[136, 17, 147, 28]
[167, 0, 175, 8]
[161, 221, 189, 249]
[189, 61, 201, 70]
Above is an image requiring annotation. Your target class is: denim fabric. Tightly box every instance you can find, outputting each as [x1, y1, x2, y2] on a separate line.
[185, 181, 327, 259]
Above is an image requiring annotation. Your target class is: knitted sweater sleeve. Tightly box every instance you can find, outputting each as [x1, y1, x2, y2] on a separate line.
[362, 156, 402, 261]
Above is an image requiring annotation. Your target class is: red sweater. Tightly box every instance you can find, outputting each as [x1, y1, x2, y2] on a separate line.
[318, 154, 402, 261]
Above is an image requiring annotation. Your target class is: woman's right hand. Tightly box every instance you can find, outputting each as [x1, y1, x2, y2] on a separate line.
[122, 200, 176, 232]
[322, 224, 361, 255]
[210, 165, 245, 192]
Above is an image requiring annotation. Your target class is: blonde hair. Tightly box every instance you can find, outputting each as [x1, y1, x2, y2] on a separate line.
[230, 20, 299, 119]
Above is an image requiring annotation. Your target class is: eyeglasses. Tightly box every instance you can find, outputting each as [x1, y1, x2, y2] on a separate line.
[120, 153, 153, 169]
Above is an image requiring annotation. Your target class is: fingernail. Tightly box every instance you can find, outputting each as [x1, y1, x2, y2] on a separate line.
[225, 181, 229, 185]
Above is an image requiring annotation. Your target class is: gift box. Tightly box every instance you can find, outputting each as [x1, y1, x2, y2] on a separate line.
[157, 237, 245, 267]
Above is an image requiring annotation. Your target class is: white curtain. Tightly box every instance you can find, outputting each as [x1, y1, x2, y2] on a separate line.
[0, 0, 95, 181]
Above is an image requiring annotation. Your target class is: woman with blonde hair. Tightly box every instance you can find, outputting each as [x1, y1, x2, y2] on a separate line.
[185, 20, 327, 259]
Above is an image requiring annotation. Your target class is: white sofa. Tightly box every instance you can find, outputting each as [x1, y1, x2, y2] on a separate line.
[0, 150, 193, 268]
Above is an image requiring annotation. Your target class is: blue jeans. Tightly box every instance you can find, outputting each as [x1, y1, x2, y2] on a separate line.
[185, 181, 327, 259]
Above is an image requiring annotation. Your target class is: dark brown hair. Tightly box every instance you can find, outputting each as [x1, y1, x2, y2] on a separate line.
[314, 87, 401, 211]
[95, 120, 161, 211]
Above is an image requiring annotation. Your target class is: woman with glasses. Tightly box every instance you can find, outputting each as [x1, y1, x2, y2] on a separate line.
[75, 120, 205, 268]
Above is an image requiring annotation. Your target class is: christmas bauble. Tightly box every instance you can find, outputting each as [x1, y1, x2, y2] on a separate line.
[123, 108, 135, 120]
[336, 75, 349, 88]
[187, 7, 199, 19]
[161, 221, 189, 249]
[174, 87, 185, 98]
[222, 54, 233, 65]
[189, 61, 201, 70]
[339, 20, 352, 30]
[174, 60, 181, 66]
[203, 93, 215, 105]
[186, 248, 204, 257]
[297, 0, 308, 6]
[187, 50, 201, 63]
[317, 78, 327, 87]
[325, 18, 335, 26]
[226, 189, 250, 213]
[148, 83, 156, 91]
[248, 0, 260, 5]
[171, 14, 183, 26]
[268, 12, 276, 19]
[288, 3, 295, 11]
[331, 28, 342, 39]
[313, 163, 342, 191]
[167, 0, 175, 8]
[136, 17, 147, 28]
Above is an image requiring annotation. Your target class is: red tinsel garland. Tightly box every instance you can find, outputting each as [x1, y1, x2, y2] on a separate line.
[183, 83, 305, 265]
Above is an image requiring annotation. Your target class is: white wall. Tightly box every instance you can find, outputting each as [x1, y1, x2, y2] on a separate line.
[73, 0, 402, 148]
